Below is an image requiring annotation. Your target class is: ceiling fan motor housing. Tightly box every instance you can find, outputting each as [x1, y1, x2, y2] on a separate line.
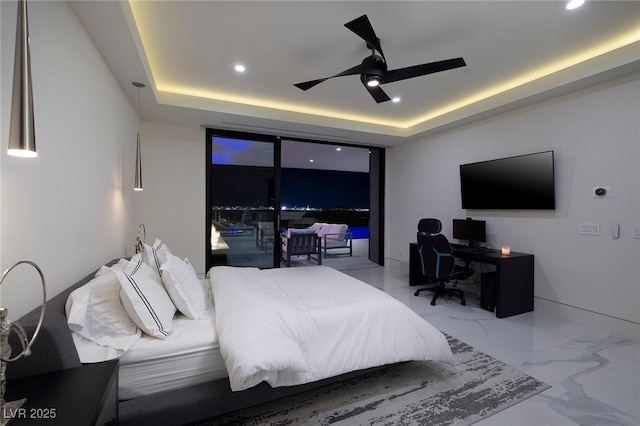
[362, 54, 386, 85]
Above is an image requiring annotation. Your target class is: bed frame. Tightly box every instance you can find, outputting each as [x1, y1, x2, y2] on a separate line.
[7, 259, 384, 426]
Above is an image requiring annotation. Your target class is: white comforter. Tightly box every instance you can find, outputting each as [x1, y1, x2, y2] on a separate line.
[210, 265, 454, 391]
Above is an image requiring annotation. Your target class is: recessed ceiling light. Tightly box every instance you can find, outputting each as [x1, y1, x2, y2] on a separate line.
[392, 97, 401, 103]
[309, 159, 314, 163]
[234, 64, 246, 73]
[566, 0, 584, 10]
[131, 0, 640, 132]
[336, 147, 342, 151]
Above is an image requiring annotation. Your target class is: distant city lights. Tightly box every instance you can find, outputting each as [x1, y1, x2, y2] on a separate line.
[212, 205, 369, 212]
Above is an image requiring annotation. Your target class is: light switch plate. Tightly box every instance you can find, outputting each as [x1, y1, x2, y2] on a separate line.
[580, 222, 600, 235]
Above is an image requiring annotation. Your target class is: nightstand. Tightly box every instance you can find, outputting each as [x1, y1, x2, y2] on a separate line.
[5, 359, 118, 425]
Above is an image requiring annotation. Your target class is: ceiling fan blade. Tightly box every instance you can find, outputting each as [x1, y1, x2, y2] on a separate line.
[294, 79, 327, 91]
[360, 79, 391, 103]
[345, 15, 385, 60]
[294, 62, 377, 91]
[383, 58, 466, 84]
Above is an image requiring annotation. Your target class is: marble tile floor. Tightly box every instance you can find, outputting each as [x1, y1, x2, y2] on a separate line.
[342, 263, 640, 426]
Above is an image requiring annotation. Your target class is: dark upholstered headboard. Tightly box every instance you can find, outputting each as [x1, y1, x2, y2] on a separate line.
[7, 259, 121, 380]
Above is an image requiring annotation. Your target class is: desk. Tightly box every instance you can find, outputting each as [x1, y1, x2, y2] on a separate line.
[409, 243, 534, 319]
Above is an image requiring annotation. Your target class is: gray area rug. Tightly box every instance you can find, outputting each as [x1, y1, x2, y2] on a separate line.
[202, 335, 550, 425]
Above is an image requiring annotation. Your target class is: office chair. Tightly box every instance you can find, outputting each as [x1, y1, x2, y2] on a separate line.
[414, 218, 467, 306]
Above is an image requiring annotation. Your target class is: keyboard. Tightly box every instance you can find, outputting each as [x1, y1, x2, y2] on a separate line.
[451, 244, 491, 254]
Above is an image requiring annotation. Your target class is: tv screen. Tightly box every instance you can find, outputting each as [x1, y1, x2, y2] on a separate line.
[460, 150, 555, 210]
[452, 219, 486, 244]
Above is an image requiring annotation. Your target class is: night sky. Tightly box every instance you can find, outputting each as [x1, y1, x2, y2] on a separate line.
[211, 165, 369, 209]
[281, 169, 369, 209]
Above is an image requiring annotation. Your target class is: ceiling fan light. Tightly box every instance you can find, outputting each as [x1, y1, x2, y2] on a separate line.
[566, 0, 584, 10]
[366, 75, 382, 87]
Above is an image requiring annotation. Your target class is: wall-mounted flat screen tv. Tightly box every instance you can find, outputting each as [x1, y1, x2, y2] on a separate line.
[460, 150, 555, 210]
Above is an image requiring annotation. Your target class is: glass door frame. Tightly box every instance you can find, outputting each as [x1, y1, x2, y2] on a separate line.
[206, 128, 385, 271]
[205, 128, 281, 270]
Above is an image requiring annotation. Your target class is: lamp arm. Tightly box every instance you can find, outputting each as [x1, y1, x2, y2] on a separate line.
[134, 223, 146, 254]
[0, 322, 28, 363]
[0, 260, 47, 361]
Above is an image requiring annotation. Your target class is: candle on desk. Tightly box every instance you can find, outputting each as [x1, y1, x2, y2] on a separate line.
[501, 246, 511, 256]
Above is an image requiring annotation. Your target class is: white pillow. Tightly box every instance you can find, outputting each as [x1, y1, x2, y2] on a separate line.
[317, 224, 331, 237]
[116, 254, 176, 339]
[65, 266, 141, 360]
[160, 255, 206, 320]
[95, 259, 129, 276]
[142, 238, 172, 277]
[328, 224, 348, 240]
[310, 222, 326, 231]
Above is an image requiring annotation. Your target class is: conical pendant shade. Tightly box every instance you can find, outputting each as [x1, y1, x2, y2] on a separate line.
[132, 81, 145, 191]
[8, 0, 36, 158]
[134, 133, 143, 191]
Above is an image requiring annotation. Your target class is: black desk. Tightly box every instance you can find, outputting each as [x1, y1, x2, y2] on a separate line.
[5, 359, 118, 425]
[409, 243, 534, 318]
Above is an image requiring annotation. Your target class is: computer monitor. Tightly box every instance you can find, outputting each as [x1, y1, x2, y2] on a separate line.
[452, 218, 486, 247]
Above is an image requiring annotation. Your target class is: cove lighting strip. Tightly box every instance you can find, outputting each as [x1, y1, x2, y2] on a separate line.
[128, 3, 640, 131]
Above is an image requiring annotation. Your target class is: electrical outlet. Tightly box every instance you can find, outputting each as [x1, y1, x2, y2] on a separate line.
[633, 225, 640, 239]
[580, 222, 600, 235]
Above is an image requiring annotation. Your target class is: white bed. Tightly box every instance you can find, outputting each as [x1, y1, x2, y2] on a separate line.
[69, 261, 453, 398]
[118, 282, 228, 399]
[210, 265, 454, 391]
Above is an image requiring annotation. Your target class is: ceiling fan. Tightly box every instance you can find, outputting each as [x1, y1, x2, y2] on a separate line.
[294, 14, 466, 103]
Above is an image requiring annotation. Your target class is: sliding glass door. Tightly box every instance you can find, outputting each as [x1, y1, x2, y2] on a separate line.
[206, 128, 385, 270]
[206, 130, 280, 269]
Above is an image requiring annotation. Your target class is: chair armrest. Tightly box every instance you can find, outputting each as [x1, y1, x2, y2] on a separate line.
[322, 233, 343, 240]
[322, 232, 352, 241]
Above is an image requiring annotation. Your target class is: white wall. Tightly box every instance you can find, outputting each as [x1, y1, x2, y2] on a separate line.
[0, 1, 139, 317]
[386, 74, 640, 341]
[138, 121, 206, 274]
[2, 0, 636, 343]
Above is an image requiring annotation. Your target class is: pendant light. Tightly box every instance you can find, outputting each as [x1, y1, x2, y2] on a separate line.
[132, 82, 145, 191]
[8, 0, 36, 158]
